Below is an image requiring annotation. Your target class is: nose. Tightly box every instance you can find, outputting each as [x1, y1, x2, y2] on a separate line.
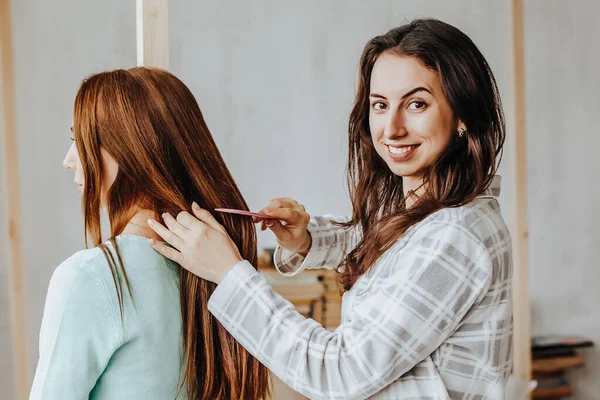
[62, 158, 73, 170]
[383, 109, 408, 140]
[63, 143, 76, 170]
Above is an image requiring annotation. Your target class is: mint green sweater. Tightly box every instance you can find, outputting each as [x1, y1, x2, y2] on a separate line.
[30, 235, 186, 399]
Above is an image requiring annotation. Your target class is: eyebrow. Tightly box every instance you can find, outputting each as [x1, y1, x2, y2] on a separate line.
[369, 86, 432, 100]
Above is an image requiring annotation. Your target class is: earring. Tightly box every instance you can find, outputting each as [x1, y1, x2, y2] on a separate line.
[458, 127, 466, 138]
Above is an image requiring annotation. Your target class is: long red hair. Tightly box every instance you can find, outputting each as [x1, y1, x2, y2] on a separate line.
[73, 67, 270, 399]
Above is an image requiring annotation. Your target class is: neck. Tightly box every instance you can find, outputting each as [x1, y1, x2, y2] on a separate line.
[122, 209, 163, 240]
[402, 176, 424, 209]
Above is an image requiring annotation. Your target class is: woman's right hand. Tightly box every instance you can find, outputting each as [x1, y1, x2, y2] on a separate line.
[256, 198, 312, 256]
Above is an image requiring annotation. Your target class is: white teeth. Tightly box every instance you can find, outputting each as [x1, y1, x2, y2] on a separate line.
[388, 145, 416, 155]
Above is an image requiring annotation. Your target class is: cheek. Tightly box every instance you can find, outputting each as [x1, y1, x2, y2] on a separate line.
[99, 149, 119, 189]
[75, 159, 84, 174]
[410, 115, 436, 138]
[105, 163, 120, 191]
[432, 119, 455, 148]
[415, 113, 452, 145]
[68, 148, 85, 180]
[103, 167, 117, 189]
[369, 115, 384, 140]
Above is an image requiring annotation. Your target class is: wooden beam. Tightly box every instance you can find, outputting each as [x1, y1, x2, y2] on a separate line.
[0, 0, 31, 398]
[136, 0, 169, 69]
[508, 0, 532, 384]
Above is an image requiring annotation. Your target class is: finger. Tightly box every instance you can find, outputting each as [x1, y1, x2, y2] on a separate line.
[175, 210, 206, 234]
[148, 219, 184, 249]
[261, 198, 297, 212]
[265, 219, 286, 233]
[278, 197, 299, 205]
[149, 239, 184, 264]
[192, 202, 227, 234]
[163, 212, 191, 240]
[262, 207, 302, 223]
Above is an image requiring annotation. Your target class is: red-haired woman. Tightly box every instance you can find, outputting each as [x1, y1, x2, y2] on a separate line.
[31, 68, 270, 400]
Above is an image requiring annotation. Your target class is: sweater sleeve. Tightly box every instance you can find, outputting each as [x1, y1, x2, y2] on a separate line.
[30, 254, 122, 400]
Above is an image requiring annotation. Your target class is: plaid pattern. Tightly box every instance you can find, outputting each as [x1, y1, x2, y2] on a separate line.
[208, 178, 512, 399]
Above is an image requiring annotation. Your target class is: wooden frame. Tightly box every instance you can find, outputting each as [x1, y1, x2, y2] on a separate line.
[508, 0, 532, 383]
[136, 0, 169, 69]
[0, 0, 30, 398]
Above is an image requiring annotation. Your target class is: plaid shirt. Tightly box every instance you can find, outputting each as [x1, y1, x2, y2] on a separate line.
[208, 178, 513, 399]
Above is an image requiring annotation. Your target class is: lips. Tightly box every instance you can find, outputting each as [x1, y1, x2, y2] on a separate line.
[388, 144, 418, 155]
[386, 144, 420, 161]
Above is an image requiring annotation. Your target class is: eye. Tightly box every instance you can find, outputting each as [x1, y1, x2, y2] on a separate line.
[70, 137, 75, 142]
[407, 100, 427, 111]
[371, 101, 388, 112]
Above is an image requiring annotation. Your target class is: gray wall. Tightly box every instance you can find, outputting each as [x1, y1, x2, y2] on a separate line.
[0, 1, 598, 399]
[1, 1, 136, 398]
[525, 1, 600, 399]
[169, 0, 512, 252]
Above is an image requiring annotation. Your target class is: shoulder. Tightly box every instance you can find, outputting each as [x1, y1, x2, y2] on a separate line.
[388, 200, 507, 273]
[413, 198, 510, 252]
[40, 247, 123, 358]
[50, 247, 107, 293]
[46, 247, 119, 331]
[388, 199, 511, 285]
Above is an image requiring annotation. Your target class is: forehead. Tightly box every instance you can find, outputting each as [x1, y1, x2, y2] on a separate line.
[370, 52, 441, 97]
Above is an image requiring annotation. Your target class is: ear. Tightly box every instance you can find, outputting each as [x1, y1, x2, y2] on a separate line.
[457, 120, 467, 133]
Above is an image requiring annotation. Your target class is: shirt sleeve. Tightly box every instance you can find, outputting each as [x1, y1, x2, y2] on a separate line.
[273, 215, 360, 276]
[30, 255, 122, 400]
[209, 221, 492, 400]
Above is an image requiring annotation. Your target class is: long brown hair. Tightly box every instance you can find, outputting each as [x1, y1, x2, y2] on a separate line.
[73, 67, 270, 399]
[340, 18, 506, 291]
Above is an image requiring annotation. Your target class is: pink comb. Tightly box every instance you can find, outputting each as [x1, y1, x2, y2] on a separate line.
[214, 208, 276, 220]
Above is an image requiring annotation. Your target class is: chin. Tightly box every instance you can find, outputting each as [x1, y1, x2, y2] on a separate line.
[385, 162, 420, 178]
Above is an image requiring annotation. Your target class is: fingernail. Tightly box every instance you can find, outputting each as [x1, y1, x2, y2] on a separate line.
[192, 202, 200, 210]
[280, 220, 288, 226]
[265, 221, 273, 227]
[147, 219, 155, 226]
[149, 238, 156, 245]
[162, 213, 168, 219]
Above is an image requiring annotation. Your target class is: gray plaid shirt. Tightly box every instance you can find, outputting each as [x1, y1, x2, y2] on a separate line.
[208, 178, 513, 399]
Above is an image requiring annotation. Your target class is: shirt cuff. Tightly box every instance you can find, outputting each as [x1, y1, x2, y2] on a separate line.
[272, 228, 333, 277]
[208, 260, 260, 315]
[273, 246, 307, 276]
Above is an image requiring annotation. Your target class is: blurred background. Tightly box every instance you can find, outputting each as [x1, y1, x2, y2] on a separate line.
[1, 0, 599, 399]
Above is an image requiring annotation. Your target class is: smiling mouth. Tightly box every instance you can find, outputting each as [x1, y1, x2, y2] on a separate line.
[384, 144, 421, 162]
[387, 144, 419, 155]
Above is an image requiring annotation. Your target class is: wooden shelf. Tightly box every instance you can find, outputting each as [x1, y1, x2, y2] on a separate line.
[532, 382, 573, 399]
[532, 355, 583, 375]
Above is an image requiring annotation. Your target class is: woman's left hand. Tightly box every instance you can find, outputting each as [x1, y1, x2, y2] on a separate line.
[147, 202, 243, 284]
